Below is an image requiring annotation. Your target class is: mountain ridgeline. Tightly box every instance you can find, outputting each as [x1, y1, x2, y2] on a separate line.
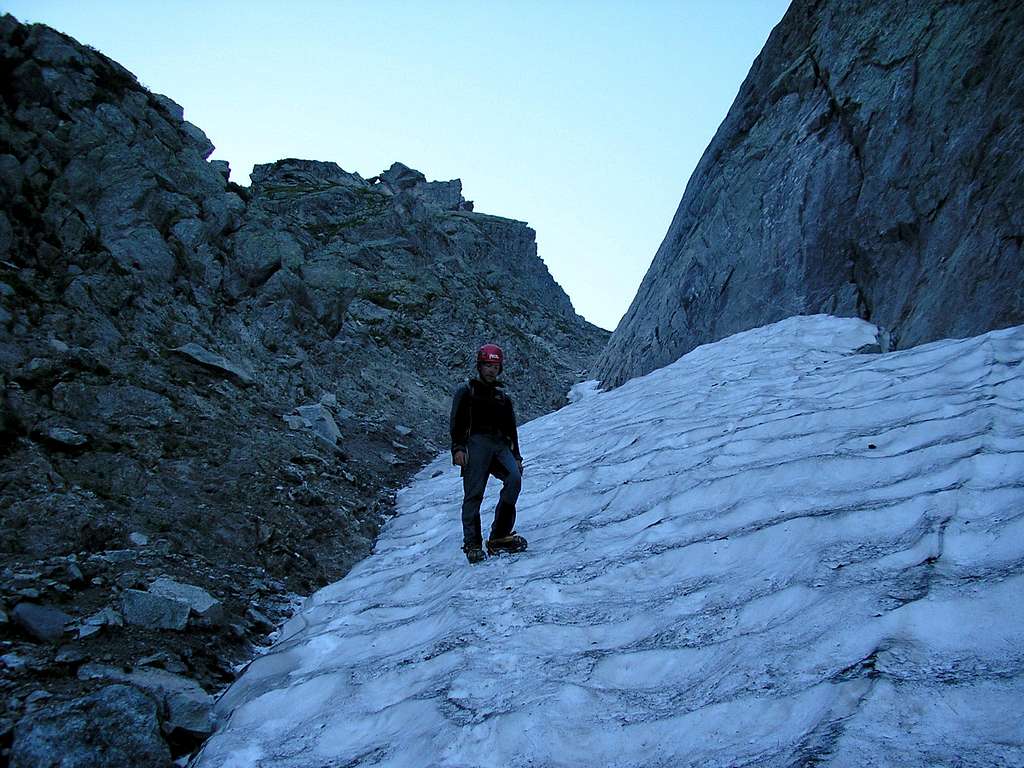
[596, 0, 1024, 387]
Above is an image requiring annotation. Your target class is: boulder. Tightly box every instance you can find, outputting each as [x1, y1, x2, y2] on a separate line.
[9, 684, 170, 768]
[65, 561, 85, 586]
[122, 589, 190, 631]
[293, 404, 341, 447]
[12, 603, 71, 643]
[379, 161, 426, 192]
[228, 225, 303, 293]
[413, 179, 464, 211]
[147, 578, 224, 626]
[77, 664, 214, 737]
[169, 343, 254, 386]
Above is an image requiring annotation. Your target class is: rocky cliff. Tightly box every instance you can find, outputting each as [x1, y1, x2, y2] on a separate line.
[0, 15, 607, 763]
[596, 0, 1023, 387]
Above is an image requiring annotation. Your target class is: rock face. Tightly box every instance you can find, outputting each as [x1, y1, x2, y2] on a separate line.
[596, 0, 1024, 387]
[0, 13, 607, 757]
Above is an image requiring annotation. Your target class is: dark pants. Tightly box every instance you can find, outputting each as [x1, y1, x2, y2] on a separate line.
[461, 433, 521, 546]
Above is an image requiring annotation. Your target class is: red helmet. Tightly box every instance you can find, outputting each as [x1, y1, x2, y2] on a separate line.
[476, 344, 503, 368]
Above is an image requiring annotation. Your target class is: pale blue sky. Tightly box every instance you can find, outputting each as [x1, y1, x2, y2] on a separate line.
[5, 1, 790, 330]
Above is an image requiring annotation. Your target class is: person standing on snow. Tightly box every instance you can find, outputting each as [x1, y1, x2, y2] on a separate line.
[450, 344, 528, 563]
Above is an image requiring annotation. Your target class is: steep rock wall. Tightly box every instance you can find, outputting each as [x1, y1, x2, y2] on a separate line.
[596, 0, 1023, 387]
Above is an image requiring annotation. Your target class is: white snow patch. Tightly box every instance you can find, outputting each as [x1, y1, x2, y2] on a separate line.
[567, 379, 602, 403]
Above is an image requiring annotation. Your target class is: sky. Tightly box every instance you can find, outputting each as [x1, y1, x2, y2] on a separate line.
[195, 315, 1024, 766]
[5, 0, 791, 331]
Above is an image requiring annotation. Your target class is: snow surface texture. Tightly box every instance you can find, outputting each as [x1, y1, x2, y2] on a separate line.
[196, 316, 1024, 768]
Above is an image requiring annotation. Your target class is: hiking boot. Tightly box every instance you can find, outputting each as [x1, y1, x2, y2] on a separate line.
[462, 544, 486, 564]
[485, 532, 528, 555]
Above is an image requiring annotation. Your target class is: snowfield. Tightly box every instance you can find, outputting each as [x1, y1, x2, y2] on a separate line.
[195, 316, 1024, 767]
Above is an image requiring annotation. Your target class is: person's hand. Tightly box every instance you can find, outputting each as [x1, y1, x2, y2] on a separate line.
[453, 450, 468, 467]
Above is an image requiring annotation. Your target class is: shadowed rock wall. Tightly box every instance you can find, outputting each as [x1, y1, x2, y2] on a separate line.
[596, 0, 1023, 387]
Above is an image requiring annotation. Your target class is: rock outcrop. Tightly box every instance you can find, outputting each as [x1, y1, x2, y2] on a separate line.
[596, 0, 1023, 387]
[0, 14, 607, 761]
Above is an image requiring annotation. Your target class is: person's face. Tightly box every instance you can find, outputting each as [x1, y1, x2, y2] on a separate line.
[479, 362, 499, 382]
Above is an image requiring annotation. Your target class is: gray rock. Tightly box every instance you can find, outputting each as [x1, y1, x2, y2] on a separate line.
[379, 161, 426, 192]
[246, 606, 275, 632]
[122, 589, 190, 631]
[42, 425, 88, 448]
[395, 424, 413, 437]
[12, 603, 71, 643]
[116, 571, 144, 589]
[78, 607, 123, 639]
[249, 158, 365, 189]
[148, 578, 224, 625]
[282, 414, 305, 430]
[152, 93, 185, 121]
[10, 684, 170, 768]
[227, 225, 303, 294]
[77, 664, 214, 737]
[210, 159, 230, 180]
[129, 531, 149, 546]
[414, 180, 464, 211]
[596, 0, 1024, 386]
[136, 652, 188, 675]
[181, 120, 215, 158]
[54, 646, 88, 665]
[169, 343, 254, 386]
[0, 609, 7, 624]
[2, 653, 27, 671]
[294, 404, 341, 447]
[83, 607, 124, 627]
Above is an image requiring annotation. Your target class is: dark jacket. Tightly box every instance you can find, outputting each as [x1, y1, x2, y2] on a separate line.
[450, 378, 522, 462]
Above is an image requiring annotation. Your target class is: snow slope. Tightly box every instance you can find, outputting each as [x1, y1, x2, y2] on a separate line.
[195, 316, 1024, 767]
